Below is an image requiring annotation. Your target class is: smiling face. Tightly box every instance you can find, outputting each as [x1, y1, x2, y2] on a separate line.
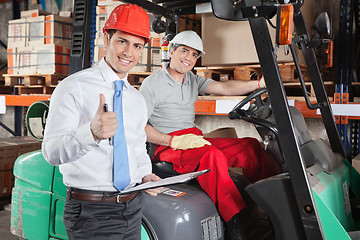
[104, 30, 145, 79]
[169, 45, 199, 75]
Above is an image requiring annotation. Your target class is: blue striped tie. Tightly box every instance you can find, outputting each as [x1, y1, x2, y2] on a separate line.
[113, 80, 130, 191]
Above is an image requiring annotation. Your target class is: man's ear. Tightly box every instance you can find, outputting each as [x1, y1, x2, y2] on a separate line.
[104, 32, 110, 47]
[169, 48, 174, 58]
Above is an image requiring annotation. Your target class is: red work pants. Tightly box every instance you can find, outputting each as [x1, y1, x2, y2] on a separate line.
[154, 127, 277, 222]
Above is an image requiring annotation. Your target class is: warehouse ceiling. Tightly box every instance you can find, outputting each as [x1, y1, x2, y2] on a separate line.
[124, 0, 211, 18]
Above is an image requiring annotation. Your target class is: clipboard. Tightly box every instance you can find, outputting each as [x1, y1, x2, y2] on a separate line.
[120, 169, 211, 194]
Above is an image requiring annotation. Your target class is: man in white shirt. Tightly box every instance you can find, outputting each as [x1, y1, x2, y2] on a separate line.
[42, 4, 160, 239]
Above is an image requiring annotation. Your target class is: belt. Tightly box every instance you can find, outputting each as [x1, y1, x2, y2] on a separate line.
[68, 189, 138, 204]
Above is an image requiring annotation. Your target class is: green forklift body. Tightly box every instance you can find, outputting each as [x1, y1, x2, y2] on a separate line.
[11, 151, 54, 239]
[10, 150, 166, 239]
[50, 167, 67, 239]
[313, 161, 360, 240]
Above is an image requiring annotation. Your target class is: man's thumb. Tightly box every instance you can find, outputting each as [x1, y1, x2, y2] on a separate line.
[98, 94, 106, 112]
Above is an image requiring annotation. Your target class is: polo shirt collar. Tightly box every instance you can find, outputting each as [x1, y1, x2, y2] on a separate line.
[98, 57, 129, 89]
[163, 67, 189, 86]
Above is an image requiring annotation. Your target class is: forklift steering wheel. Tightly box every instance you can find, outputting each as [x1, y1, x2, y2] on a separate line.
[228, 88, 287, 172]
[228, 88, 269, 119]
[228, 88, 279, 139]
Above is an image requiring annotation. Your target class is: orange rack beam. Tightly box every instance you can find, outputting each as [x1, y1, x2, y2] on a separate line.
[2, 95, 360, 120]
[3, 95, 51, 107]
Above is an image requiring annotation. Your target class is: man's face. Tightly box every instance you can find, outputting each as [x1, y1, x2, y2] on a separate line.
[169, 45, 199, 74]
[104, 30, 145, 78]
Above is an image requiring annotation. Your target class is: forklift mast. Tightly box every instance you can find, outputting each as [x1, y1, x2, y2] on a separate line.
[211, 0, 348, 239]
[69, 0, 94, 75]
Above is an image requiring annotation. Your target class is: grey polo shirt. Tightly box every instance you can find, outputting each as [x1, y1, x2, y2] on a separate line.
[140, 68, 213, 134]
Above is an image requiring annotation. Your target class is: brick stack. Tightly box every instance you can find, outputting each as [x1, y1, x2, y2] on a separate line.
[7, 9, 72, 76]
[0, 137, 41, 198]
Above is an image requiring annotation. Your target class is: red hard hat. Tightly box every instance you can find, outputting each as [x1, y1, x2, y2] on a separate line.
[103, 4, 151, 43]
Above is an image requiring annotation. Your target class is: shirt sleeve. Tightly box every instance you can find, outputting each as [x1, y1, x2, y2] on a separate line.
[134, 109, 152, 182]
[139, 76, 157, 119]
[42, 78, 98, 166]
[192, 72, 213, 95]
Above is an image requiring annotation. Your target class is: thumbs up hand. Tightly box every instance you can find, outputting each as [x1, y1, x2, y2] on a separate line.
[90, 94, 118, 142]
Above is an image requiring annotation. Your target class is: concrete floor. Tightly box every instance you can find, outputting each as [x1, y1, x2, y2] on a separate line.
[0, 205, 18, 240]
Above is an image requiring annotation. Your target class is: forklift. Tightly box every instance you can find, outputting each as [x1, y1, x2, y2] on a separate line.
[10, 0, 360, 239]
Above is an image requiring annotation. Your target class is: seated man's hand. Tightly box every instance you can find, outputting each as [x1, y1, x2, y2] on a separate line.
[170, 134, 211, 150]
[258, 76, 266, 88]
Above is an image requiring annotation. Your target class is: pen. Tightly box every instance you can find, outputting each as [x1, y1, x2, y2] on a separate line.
[103, 103, 112, 145]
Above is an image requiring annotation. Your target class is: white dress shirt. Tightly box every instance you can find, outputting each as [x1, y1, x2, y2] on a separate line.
[42, 58, 152, 191]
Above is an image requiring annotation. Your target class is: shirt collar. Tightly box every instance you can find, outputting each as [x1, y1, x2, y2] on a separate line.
[98, 58, 129, 89]
[162, 66, 189, 86]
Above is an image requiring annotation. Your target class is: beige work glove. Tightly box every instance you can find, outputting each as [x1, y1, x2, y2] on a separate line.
[170, 134, 211, 150]
[258, 76, 266, 88]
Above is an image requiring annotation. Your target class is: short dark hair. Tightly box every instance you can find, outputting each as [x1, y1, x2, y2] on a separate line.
[106, 29, 147, 45]
[171, 43, 201, 56]
[107, 29, 117, 40]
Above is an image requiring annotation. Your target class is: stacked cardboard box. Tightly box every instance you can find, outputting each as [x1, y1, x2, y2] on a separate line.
[93, 1, 124, 66]
[0, 137, 41, 198]
[97, 0, 121, 6]
[20, 9, 51, 19]
[93, 37, 106, 67]
[130, 46, 151, 72]
[7, 10, 72, 76]
[178, 14, 202, 37]
[149, 32, 162, 73]
[200, 0, 316, 66]
[201, 13, 293, 66]
[353, 154, 360, 174]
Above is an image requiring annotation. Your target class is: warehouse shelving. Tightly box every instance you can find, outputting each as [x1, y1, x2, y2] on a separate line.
[3, 93, 360, 122]
[1, 0, 360, 157]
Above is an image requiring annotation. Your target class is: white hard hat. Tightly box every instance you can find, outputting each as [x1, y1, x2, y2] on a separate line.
[169, 30, 205, 56]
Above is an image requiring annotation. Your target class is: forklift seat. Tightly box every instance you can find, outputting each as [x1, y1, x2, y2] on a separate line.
[151, 161, 180, 178]
[289, 107, 344, 173]
[146, 142, 180, 178]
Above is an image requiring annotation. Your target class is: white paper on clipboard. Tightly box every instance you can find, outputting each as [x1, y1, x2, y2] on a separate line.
[120, 169, 211, 194]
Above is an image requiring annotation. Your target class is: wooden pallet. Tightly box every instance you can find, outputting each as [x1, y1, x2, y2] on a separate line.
[195, 63, 335, 97]
[195, 66, 246, 81]
[3, 74, 65, 87]
[0, 85, 14, 94]
[283, 81, 335, 97]
[195, 63, 311, 82]
[14, 85, 56, 95]
[127, 71, 152, 85]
